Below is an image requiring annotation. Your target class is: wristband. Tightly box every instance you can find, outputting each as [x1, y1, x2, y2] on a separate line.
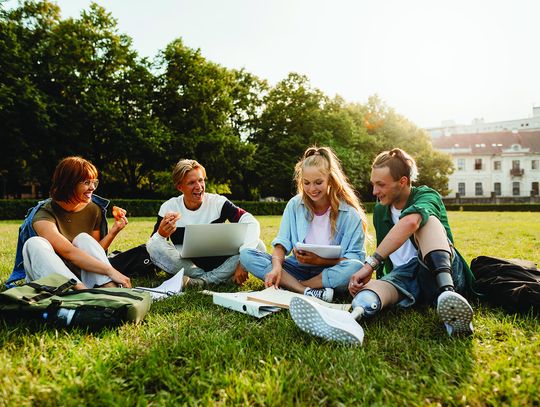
[372, 252, 384, 264]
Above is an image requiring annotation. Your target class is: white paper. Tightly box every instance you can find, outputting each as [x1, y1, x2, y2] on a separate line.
[247, 286, 351, 311]
[134, 268, 185, 301]
[294, 242, 341, 259]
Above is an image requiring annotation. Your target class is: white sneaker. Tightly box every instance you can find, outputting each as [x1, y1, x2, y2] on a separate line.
[289, 297, 364, 345]
[436, 291, 474, 336]
[304, 287, 334, 302]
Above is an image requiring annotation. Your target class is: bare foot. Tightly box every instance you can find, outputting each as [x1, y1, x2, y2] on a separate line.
[232, 262, 249, 285]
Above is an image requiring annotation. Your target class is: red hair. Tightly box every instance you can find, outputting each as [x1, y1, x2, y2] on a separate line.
[50, 156, 98, 203]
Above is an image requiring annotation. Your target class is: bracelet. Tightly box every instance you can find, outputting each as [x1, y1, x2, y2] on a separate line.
[372, 252, 384, 264]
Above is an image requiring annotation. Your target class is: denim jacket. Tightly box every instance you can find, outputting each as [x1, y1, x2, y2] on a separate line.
[6, 195, 109, 287]
[271, 195, 366, 261]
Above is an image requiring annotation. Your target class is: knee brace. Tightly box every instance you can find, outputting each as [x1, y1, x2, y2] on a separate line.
[351, 289, 381, 321]
[424, 250, 454, 292]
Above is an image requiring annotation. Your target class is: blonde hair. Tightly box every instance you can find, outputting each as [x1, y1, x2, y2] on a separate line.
[372, 148, 418, 185]
[294, 146, 368, 237]
[172, 159, 206, 187]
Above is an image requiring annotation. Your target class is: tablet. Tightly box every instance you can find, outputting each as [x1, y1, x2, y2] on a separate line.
[294, 242, 341, 259]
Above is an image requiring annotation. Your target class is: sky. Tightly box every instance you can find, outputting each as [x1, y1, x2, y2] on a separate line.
[5, 0, 540, 128]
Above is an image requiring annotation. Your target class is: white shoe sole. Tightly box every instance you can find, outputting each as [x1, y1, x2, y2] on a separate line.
[289, 297, 364, 345]
[437, 291, 474, 336]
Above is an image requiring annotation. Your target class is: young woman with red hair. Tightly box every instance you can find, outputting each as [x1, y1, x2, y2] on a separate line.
[19, 156, 131, 289]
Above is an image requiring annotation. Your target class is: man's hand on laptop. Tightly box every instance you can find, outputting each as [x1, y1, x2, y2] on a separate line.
[158, 211, 181, 238]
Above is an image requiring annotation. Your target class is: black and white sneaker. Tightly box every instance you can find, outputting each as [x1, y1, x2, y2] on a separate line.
[436, 291, 474, 336]
[290, 297, 364, 345]
[304, 287, 334, 302]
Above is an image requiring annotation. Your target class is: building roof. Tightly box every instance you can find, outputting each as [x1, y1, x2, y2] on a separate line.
[432, 130, 540, 154]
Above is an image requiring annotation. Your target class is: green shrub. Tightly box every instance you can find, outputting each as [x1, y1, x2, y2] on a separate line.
[0, 199, 39, 220]
[106, 199, 162, 218]
[1, 199, 537, 220]
[444, 203, 540, 212]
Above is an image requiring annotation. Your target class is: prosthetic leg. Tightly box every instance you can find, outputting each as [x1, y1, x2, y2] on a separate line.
[350, 280, 401, 321]
[415, 215, 455, 293]
[416, 216, 473, 335]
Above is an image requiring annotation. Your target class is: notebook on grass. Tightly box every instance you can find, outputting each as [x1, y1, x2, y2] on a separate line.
[247, 287, 351, 311]
[205, 287, 351, 318]
[178, 223, 248, 258]
[205, 290, 281, 318]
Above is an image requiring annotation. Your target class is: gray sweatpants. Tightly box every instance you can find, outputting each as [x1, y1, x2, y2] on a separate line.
[146, 233, 266, 285]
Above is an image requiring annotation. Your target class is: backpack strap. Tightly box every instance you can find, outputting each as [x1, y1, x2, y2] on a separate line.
[23, 279, 78, 303]
[58, 288, 145, 301]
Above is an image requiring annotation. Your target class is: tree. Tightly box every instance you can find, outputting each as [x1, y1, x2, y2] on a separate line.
[45, 4, 171, 196]
[315, 98, 379, 198]
[154, 39, 260, 198]
[364, 95, 453, 195]
[0, 1, 170, 197]
[249, 73, 331, 199]
[0, 0, 60, 196]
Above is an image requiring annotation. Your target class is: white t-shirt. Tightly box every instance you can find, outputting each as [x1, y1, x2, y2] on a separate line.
[152, 193, 260, 249]
[388, 206, 418, 267]
[304, 208, 331, 245]
[158, 193, 233, 227]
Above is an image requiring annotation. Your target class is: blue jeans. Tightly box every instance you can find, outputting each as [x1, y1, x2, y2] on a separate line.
[239, 248, 362, 290]
[380, 249, 467, 308]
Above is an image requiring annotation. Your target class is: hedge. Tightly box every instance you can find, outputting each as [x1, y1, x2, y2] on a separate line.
[444, 203, 540, 212]
[0, 199, 538, 220]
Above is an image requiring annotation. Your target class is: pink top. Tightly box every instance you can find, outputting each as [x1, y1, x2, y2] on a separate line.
[304, 208, 331, 245]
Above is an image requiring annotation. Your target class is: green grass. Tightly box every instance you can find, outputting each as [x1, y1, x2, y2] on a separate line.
[0, 213, 539, 406]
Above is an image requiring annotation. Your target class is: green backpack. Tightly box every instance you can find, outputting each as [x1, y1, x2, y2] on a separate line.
[0, 273, 152, 330]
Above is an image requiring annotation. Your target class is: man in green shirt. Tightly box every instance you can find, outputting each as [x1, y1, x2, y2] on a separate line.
[290, 148, 474, 344]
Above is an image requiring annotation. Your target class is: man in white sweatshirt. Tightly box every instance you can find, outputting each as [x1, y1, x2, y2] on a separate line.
[147, 159, 264, 288]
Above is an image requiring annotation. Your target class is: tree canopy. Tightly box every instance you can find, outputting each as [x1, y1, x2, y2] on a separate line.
[0, 0, 453, 200]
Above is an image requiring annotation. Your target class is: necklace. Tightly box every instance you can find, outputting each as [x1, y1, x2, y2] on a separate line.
[314, 206, 330, 216]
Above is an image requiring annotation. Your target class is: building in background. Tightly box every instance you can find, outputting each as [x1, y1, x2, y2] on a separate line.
[427, 107, 540, 138]
[432, 130, 540, 203]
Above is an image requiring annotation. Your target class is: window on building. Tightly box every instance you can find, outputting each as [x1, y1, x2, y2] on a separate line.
[475, 182, 483, 196]
[494, 182, 501, 196]
[512, 160, 521, 170]
[493, 161, 501, 171]
[532, 160, 539, 170]
[532, 182, 539, 196]
[457, 159, 465, 171]
[513, 182, 520, 196]
[458, 182, 465, 196]
[474, 158, 482, 170]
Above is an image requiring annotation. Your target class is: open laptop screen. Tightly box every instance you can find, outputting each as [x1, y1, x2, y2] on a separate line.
[179, 223, 248, 258]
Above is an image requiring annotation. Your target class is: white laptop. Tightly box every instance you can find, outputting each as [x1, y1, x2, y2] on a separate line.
[178, 223, 248, 258]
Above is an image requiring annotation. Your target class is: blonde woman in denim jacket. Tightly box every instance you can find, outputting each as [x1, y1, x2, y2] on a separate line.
[240, 146, 368, 302]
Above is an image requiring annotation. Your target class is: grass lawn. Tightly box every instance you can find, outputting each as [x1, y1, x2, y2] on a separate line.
[0, 212, 539, 406]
